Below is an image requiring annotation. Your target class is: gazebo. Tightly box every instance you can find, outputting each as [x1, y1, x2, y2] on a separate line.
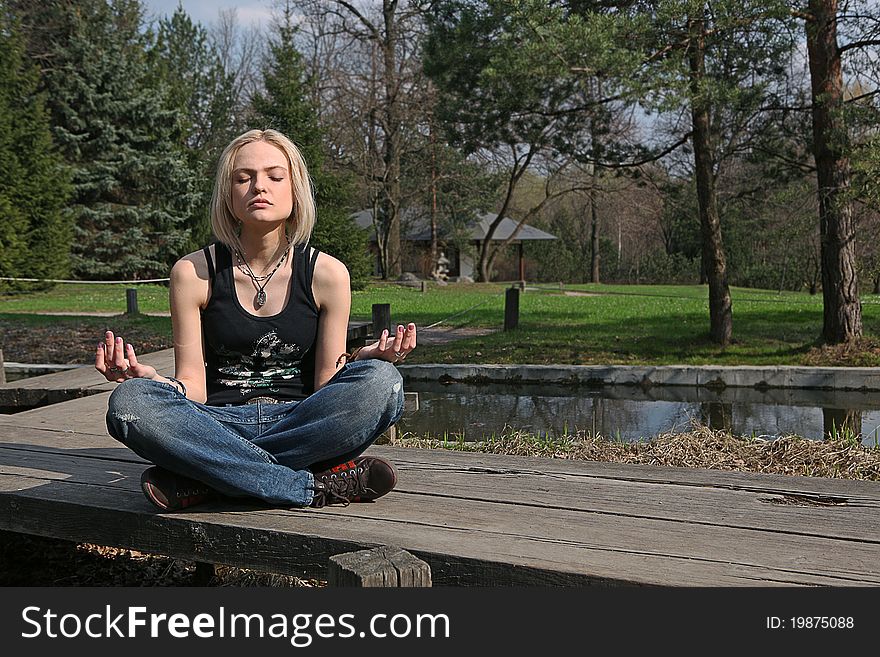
[352, 210, 557, 281]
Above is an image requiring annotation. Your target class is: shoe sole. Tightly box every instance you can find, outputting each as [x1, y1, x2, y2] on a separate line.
[141, 477, 172, 512]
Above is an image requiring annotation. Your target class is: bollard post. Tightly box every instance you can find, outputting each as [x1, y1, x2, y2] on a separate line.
[329, 546, 431, 587]
[421, 280, 427, 293]
[372, 303, 391, 338]
[0, 348, 5, 385]
[126, 288, 139, 315]
[504, 286, 519, 331]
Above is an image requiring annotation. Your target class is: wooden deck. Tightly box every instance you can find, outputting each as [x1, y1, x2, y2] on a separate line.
[1, 355, 879, 586]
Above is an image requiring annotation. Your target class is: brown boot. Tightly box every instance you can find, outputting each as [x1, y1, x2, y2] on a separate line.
[310, 456, 398, 508]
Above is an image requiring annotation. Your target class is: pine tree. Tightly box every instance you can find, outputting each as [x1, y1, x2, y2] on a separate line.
[12, 0, 197, 280]
[0, 8, 70, 292]
[250, 3, 371, 289]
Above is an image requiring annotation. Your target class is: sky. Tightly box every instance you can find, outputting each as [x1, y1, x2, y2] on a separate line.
[140, 0, 275, 28]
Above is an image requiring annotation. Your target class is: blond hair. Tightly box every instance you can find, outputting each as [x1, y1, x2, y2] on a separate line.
[210, 129, 316, 253]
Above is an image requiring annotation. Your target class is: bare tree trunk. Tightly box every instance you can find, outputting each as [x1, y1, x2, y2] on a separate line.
[688, 13, 732, 346]
[476, 145, 533, 282]
[588, 82, 602, 284]
[589, 169, 600, 284]
[805, 0, 862, 343]
[382, 0, 402, 278]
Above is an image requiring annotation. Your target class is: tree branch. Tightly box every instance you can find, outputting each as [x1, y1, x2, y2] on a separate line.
[586, 132, 692, 169]
[839, 39, 880, 54]
[329, 1, 380, 41]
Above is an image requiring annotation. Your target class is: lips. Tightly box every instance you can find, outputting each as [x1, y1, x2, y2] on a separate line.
[249, 197, 272, 207]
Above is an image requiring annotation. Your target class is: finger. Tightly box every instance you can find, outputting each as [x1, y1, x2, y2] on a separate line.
[402, 323, 416, 351]
[104, 330, 115, 361]
[393, 324, 405, 352]
[95, 343, 106, 373]
[114, 337, 127, 369]
[379, 329, 389, 351]
[127, 344, 139, 369]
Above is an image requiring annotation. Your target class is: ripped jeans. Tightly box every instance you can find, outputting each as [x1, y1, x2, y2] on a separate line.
[105, 359, 404, 507]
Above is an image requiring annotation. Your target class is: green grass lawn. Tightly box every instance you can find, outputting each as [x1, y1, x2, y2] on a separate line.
[2, 280, 879, 366]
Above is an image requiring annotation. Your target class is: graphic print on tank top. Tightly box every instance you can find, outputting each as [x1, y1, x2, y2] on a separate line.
[213, 329, 304, 395]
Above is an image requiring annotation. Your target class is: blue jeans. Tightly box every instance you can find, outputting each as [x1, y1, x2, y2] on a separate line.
[106, 359, 404, 507]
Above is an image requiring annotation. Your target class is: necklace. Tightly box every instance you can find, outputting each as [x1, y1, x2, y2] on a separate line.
[234, 240, 292, 308]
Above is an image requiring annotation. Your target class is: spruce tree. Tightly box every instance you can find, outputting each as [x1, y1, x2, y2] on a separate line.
[148, 4, 236, 252]
[12, 0, 197, 280]
[250, 5, 371, 288]
[0, 8, 70, 292]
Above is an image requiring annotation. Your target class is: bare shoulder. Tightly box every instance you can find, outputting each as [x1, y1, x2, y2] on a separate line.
[170, 246, 213, 308]
[172, 246, 212, 281]
[313, 251, 350, 287]
[312, 250, 350, 309]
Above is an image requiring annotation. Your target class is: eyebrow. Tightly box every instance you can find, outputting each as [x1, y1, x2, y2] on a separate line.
[233, 166, 287, 174]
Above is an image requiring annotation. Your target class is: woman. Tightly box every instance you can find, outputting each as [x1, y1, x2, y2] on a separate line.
[97, 129, 416, 512]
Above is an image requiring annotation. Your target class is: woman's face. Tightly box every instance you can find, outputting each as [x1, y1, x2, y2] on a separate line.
[230, 140, 294, 228]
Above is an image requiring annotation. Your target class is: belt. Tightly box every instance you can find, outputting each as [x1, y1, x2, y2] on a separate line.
[246, 396, 285, 405]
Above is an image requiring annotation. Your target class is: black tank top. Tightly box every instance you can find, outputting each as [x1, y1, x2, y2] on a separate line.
[200, 242, 319, 405]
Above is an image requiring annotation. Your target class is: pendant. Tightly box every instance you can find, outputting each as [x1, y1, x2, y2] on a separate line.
[256, 289, 267, 308]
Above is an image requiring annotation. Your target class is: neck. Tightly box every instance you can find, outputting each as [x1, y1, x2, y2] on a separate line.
[238, 227, 288, 271]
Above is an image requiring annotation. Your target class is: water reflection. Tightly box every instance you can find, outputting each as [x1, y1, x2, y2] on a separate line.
[399, 381, 880, 446]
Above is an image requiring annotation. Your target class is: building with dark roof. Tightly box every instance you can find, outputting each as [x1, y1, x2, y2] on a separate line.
[352, 210, 557, 281]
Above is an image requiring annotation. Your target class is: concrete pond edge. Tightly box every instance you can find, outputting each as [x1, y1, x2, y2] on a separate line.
[398, 363, 880, 392]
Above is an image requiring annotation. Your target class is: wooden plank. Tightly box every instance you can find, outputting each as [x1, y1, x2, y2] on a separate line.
[373, 447, 880, 501]
[0, 423, 130, 456]
[1, 472, 874, 587]
[0, 350, 174, 392]
[1, 440, 877, 547]
[2, 389, 115, 423]
[0, 446, 877, 586]
[2, 410, 879, 543]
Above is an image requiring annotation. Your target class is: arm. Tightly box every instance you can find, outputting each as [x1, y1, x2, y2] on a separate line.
[310, 255, 417, 388]
[311, 252, 352, 390]
[167, 253, 211, 402]
[95, 251, 210, 402]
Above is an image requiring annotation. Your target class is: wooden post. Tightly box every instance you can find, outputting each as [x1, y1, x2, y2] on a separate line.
[504, 286, 519, 331]
[375, 392, 419, 445]
[421, 280, 427, 293]
[0, 348, 5, 385]
[125, 288, 139, 315]
[372, 303, 391, 338]
[518, 241, 525, 283]
[328, 546, 431, 587]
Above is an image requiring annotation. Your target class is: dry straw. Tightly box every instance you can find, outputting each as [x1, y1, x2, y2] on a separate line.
[393, 424, 880, 481]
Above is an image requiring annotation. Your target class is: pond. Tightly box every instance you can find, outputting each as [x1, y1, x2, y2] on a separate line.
[398, 380, 880, 447]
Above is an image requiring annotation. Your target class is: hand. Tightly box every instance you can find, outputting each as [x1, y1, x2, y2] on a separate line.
[363, 323, 417, 363]
[95, 330, 157, 383]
